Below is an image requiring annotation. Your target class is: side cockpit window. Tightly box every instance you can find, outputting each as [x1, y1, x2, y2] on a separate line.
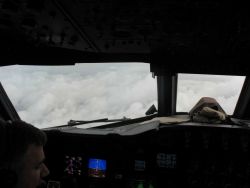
[177, 74, 245, 115]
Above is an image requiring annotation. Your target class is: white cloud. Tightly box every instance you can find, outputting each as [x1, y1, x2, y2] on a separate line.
[0, 63, 157, 128]
[177, 74, 245, 114]
[0, 66, 245, 128]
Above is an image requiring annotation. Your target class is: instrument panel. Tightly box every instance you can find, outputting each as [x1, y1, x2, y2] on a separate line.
[44, 125, 250, 188]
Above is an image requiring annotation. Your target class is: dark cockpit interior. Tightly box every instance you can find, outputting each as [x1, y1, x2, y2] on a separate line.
[45, 124, 250, 188]
[1, 0, 250, 188]
[1, 0, 250, 71]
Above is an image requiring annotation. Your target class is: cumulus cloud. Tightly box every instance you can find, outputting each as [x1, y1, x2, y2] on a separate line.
[177, 74, 245, 114]
[0, 63, 157, 128]
[0, 65, 245, 129]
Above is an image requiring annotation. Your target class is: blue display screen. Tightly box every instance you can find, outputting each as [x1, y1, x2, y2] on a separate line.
[88, 159, 107, 170]
[88, 158, 107, 178]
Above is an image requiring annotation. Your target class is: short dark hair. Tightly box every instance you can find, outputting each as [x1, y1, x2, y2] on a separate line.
[0, 120, 47, 167]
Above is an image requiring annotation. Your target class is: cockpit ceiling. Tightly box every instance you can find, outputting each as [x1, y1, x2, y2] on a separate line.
[0, 0, 250, 70]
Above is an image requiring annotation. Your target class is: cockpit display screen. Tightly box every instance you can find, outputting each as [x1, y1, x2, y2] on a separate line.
[64, 155, 83, 176]
[88, 158, 107, 178]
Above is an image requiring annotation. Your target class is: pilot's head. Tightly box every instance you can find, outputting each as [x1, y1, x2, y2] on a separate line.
[0, 120, 50, 188]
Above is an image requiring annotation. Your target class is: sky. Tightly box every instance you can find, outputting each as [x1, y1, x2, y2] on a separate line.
[0, 63, 245, 129]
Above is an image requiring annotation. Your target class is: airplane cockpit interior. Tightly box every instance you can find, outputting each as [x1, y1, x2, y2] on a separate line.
[1, 0, 250, 188]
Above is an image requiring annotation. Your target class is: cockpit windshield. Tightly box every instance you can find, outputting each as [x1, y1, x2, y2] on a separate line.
[1, 65, 246, 129]
[0, 63, 157, 129]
